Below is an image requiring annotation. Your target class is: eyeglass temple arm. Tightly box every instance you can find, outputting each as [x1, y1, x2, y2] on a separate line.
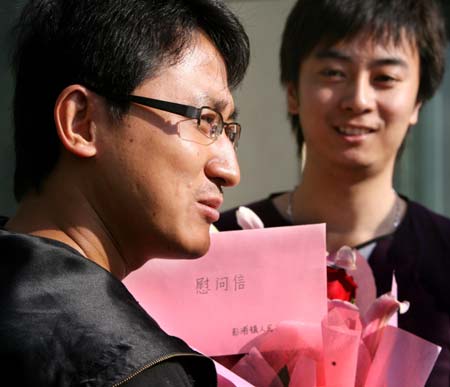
[127, 95, 201, 122]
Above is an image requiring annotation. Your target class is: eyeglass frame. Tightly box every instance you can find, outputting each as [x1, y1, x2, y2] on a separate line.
[118, 94, 241, 148]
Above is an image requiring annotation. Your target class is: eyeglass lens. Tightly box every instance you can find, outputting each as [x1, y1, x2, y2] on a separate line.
[178, 107, 240, 148]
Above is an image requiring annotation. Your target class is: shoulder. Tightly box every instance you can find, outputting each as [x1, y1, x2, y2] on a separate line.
[215, 192, 289, 231]
[0, 230, 215, 385]
[395, 198, 450, 305]
[402, 199, 450, 238]
[396, 197, 450, 255]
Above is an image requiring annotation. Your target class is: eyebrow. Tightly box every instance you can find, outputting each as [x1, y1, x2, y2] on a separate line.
[314, 48, 409, 69]
[201, 97, 238, 121]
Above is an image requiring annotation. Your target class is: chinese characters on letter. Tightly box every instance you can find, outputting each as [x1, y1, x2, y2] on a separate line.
[195, 274, 246, 294]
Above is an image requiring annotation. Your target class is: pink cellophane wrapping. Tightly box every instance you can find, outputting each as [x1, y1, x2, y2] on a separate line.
[227, 299, 441, 386]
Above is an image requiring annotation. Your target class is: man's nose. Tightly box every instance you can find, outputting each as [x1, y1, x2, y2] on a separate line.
[340, 75, 376, 113]
[205, 136, 240, 188]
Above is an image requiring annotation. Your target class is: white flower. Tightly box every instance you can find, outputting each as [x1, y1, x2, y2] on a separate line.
[236, 206, 265, 230]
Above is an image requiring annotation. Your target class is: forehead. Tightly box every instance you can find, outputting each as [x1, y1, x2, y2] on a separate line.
[136, 30, 234, 115]
[312, 28, 418, 61]
[309, 32, 419, 67]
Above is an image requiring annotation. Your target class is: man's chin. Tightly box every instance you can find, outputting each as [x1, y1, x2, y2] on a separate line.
[165, 232, 211, 260]
[178, 239, 211, 260]
[137, 227, 213, 262]
[128, 232, 211, 269]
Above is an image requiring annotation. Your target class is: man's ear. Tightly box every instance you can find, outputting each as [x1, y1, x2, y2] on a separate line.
[54, 85, 98, 158]
[408, 100, 423, 127]
[287, 82, 300, 115]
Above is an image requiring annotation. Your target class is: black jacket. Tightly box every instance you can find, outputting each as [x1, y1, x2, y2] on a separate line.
[0, 224, 216, 386]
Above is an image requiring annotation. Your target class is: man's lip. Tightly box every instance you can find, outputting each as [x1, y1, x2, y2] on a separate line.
[197, 197, 222, 223]
[198, 196, 223, 211]
[334, 124, 378, 136]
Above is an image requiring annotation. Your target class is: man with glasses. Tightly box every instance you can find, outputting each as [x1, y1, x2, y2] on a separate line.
[0, 0, 249, 385]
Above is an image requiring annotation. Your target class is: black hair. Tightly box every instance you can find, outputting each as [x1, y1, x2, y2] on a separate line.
[11, 0, 250, 200]
[280, 0, 447, 156]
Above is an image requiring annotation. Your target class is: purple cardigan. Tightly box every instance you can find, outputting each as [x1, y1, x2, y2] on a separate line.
[216, 194, 450, 387]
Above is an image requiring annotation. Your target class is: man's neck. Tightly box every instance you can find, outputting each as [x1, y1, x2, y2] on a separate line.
[288, 161, 404, 252]
[6, 185, 128, 279]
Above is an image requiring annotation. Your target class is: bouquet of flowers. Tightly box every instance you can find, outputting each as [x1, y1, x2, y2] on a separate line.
[215, 207, 441, 387]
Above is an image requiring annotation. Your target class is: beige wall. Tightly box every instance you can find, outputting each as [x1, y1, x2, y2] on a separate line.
[223, 0, 298, 210]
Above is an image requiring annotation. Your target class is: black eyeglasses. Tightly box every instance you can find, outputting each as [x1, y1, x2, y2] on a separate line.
[122, 95, 241, 149]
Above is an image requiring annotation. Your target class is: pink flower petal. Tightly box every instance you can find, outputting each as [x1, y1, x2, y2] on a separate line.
[236, 206, 265, 230]
[327, 246, 356, 270]
[350, 251, 377, 316]
[362, 293, 409, 357]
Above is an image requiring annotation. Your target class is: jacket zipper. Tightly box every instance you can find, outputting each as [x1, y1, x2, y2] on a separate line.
[112, 352, 207, 386]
